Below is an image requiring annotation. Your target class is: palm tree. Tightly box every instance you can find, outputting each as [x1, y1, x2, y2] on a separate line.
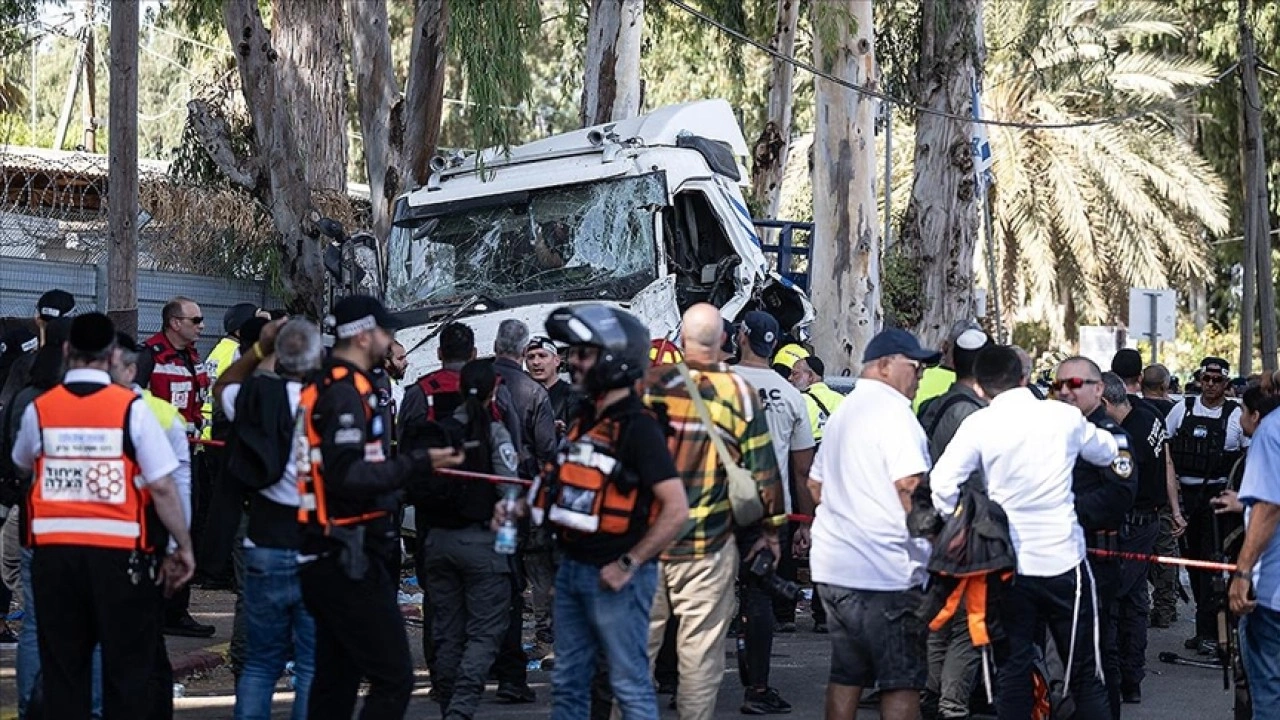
[981, 0, 1231, 334]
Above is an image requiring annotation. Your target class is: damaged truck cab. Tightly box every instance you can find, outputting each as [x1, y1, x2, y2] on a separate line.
[386, 99, 813, 378]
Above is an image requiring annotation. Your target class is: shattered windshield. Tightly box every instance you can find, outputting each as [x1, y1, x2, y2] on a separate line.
[386, 172, 666, 311]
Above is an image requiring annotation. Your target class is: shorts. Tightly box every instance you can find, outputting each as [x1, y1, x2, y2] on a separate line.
[817, 583, 928, 691]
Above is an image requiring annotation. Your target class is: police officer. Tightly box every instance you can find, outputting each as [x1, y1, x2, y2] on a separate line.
[296, 295, 462, 720]
[1166, 356, 1246, 655]
[11, 312, 196, 719]
[1054, 357, 1138, 719]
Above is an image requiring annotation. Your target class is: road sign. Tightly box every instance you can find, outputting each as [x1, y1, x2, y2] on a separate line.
[1128, 288, 1177, 363]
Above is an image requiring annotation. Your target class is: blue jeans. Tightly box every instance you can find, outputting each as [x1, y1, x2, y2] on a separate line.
[19, 547, 103, 719]
[233, 546, 315, 720]
[551, 557, 658, 720]
[1241, 605, 1280, 720]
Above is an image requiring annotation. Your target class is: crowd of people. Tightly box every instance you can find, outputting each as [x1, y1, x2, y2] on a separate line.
[3, 286, 1280, 720]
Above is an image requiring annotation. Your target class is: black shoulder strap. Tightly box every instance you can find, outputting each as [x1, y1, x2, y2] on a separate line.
[925, 393, 982, 438]
[804, 389, 830, 416]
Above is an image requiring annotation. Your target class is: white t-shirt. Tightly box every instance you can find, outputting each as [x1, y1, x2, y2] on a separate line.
[222, 378, 303, 509]
[931, 387, 1118, 577]
[1164, 396, 1248, 484]
[810, 378, 931, 591]
[734, 365, 816, 512]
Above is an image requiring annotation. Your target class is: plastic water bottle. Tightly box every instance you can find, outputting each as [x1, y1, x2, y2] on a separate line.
[494, 484, 519, 555]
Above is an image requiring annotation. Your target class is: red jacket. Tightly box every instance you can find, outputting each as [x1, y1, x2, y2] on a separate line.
[144, 331, 209, 432]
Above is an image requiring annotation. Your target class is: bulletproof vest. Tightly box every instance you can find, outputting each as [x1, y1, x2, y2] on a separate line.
[1169, 397, 1239, 479]
[1073, 411, 1138, 537]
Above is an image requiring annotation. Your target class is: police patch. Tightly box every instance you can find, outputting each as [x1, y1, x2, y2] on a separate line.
[1111, 451, 1134, 479]
[498, 442, 518, 473]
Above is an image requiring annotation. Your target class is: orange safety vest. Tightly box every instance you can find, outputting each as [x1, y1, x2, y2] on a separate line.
[295, 364, 390, 530]
[27, 384, 152, 551]
[537, 411, 658, 536]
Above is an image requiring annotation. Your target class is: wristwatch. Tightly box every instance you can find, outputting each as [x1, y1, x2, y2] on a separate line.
[617, 554, 637, 572]
[1232, 569, 1253, 582]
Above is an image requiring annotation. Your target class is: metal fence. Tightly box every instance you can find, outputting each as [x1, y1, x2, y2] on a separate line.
[0, 256, 276, 357]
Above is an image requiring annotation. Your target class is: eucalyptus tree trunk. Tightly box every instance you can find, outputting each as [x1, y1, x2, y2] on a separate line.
[222, 0, 326, 317]
[900, 0, 984, 347]
[347, 0, 449, 241]
[580, 0, 644, 127]
[750, 0, 800, 219]
[809, 0, 880, 373]
[273, 0, 348, 192]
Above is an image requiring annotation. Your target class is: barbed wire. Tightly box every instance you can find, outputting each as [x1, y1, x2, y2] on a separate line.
[0, 148, 367, 277]
[666, 0, 1241, 131]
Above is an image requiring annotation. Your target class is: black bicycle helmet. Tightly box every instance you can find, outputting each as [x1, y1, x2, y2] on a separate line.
[545, 304, 650, 393]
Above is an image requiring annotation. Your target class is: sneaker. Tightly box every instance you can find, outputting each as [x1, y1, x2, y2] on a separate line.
[1183, 635, 1203, 650]
[495, 682, 536, 704]
[812, 621, 828, 634]
[775, 621, 796, 634]
[163, 614, 216, 638]
[741, 687, 792, 715]
[1122, 687, 1142, 704]
[0, 627, 17, 648]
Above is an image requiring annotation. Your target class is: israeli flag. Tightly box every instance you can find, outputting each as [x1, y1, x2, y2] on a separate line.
[971, 77, 993, 193]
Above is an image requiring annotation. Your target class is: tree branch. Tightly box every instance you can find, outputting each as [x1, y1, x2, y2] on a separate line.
[185, 98, 260, 190]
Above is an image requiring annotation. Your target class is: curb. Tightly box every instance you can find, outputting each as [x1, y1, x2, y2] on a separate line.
[171, 642, 229, 682]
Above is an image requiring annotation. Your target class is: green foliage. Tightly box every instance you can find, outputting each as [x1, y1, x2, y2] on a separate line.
[1011, 320, 1053, 356]
[881, 243, 923, 328]
[448, 0, 541, 153]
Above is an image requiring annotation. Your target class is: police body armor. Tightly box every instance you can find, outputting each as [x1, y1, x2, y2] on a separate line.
[533, 410, 655, 537]
[1073, 409, 1138, 553]
[1169, 397, 1240, 480]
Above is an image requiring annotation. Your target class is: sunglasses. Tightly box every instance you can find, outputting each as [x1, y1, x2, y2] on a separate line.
[175, 316, 204, 325]
[1201, 375, 1227, 385]
[1050, 377, 1100, 391]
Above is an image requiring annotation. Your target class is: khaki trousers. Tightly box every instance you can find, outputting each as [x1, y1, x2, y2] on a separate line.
[648, 542, 739, 720]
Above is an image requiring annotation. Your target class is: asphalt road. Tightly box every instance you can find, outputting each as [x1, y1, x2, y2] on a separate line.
[165, 612, 1237, 719]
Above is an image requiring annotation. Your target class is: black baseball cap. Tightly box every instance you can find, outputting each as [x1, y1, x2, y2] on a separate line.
[69, 312, 116, 354]
[1200, 356, 1230, 375]
[741, 311, 780, 358]
[1111, 348, 1143, 379]
[332, 295, 401, 339]
[223, 302, 260, 335]
[37, 289, 75, 319]
[862, 328, 941, 364]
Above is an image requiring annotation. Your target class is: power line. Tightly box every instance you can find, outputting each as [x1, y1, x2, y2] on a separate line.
[666, 0, 1240, 131]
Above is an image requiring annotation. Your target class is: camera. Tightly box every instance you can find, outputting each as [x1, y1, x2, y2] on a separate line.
[746, 547, 801, 602]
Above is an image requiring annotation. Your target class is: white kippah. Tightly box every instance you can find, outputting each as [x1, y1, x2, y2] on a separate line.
[956, 328, 988, 351]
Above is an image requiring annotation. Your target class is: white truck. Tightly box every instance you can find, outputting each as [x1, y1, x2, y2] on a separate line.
[381, 99, 813, 378]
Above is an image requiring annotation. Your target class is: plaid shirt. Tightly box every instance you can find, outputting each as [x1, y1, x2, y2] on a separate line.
[643, 361, 785, 561]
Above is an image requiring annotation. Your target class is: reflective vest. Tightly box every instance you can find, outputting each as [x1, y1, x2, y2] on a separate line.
[535, 410, 656, 535]
[295, 364, 389, 530]
[144, 332, 209, 433]
[803, 382, 845, 444]
[201, 336, 240, 439]
[27, 384, 152, 551]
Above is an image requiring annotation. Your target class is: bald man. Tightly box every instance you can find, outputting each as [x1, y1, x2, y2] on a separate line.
[643, 303, 786, 719]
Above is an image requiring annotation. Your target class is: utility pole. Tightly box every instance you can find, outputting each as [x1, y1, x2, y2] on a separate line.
[53, 1, 95, 151]
[82, 13, 98, 153]
[1240, 0, 1276, 372]
[108, 0, 139, 337]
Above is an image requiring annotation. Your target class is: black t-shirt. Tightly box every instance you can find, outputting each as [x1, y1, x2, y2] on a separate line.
[1121, 403, 1169, 509]
[545, 379, 583, 427]
[1144, 395, 1175, 419]
[557, 394, 678, 567]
